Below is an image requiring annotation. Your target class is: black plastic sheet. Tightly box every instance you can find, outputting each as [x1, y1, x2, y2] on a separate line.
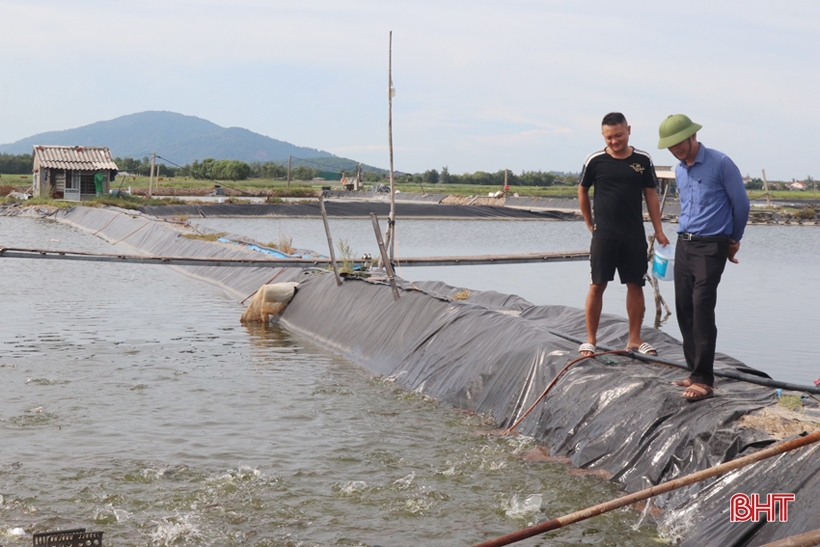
[138, 201, 578, 220]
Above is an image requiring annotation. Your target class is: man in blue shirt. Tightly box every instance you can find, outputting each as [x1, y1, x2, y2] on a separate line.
[657, 114, 750, 402]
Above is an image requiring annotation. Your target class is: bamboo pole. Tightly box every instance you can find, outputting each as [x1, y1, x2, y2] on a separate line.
[370, 213, 400, 301]
[0, 247, 591, 268]
[647, 179, 672, 326]
[471, 430, 820, 547]
[758, 529, 820, 547]
[318, 195, 342, 286]
[385, 31, 397, 261]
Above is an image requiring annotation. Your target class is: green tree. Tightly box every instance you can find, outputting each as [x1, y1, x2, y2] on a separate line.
[422, 169, 440, 184]
[440, 166, 451, 184]
[291, 165, 318, 180]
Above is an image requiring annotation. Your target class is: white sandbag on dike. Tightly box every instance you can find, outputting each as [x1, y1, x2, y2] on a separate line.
[241, 282, 299, 323]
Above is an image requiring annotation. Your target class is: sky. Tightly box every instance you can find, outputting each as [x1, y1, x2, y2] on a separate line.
[0, 0, 817, 180]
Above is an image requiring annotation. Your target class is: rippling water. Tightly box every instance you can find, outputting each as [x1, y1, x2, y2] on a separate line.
[0, 216, 664, 546]
[195, 216, 820, 387]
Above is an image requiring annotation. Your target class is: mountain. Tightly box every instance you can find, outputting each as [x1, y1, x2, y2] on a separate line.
[0, 111, 383, 172]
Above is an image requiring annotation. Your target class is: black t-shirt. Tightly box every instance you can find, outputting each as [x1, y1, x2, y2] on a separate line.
[579, 148, 658, 239]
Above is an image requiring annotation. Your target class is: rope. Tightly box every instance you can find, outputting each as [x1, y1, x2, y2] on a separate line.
[241, 268, 286, 304]
[92, 211, 122, 237]
[112, 221, 151, 245]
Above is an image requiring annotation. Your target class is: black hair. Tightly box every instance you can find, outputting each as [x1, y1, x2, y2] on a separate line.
[602, 112, 627, 126]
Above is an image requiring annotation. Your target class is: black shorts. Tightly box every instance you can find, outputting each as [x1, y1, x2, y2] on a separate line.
[589, 235, 647, 286]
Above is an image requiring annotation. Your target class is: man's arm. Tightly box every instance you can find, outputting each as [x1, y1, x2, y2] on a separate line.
[721, 156, 751, 242]
[721, 156, 750, 263]
[644, 187, 670, 246]
[578, 184, 594, 232]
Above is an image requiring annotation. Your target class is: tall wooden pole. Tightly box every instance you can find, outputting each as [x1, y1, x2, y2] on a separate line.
[287, 156, 292, 188]
[386, 31, 396, 260]
[762, 168, 772, 208]
[149, 152, 156, 198]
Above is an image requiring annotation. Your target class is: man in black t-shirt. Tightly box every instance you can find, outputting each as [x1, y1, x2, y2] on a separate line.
[577, 112, 669, 357]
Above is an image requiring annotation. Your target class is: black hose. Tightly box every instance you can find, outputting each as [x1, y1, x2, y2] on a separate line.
[545, 329, 820, 395]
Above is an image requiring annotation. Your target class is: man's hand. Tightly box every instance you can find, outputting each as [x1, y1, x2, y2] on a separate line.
[655, 231, 670, 247]
[728, 239, 741, 263]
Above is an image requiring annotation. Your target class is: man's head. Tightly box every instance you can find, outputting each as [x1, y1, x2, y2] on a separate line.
[601, 112, 631, 156]
[657, 114, 702, 162]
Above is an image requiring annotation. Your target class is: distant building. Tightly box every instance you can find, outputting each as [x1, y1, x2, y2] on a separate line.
[654, 166, 675, 182]
[32, 145, 118, 201]
[788, 181, 807, 191]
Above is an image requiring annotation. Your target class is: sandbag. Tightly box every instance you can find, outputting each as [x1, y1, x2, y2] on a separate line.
[241, 282, 299, 323]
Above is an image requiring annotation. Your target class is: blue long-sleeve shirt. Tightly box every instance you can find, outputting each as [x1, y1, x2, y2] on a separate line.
[676, 143, 750, 242]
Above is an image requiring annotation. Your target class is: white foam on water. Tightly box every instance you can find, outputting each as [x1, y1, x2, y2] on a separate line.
[503, 494, 542, 520]
[3, 527, 27, 537]
[340, 480, 368, 495]
[149, 513, 201, 546]
[393, 472, 415, 489]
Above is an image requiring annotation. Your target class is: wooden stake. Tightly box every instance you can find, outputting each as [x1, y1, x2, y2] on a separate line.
[762, 168, 772, 208]
[370, 213, 400, 301]
[149, 152, 156, 197]
[647, 179, 672, 326]
[319, 195, 342, 286]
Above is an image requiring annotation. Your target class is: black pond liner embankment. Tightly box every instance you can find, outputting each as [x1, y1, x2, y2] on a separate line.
[138, 201, 578, 220]
[55, 206, 820, 547]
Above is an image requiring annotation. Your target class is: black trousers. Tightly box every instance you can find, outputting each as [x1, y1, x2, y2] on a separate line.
[674, 237, 729, 386]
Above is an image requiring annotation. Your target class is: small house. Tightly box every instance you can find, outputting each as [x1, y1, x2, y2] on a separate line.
[32, 145, 118, 201]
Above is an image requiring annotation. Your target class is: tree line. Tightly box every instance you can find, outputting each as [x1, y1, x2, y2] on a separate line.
[414, 168, 576, 186]
[0, 153, 33, 174]
[2, 152, 575, 185]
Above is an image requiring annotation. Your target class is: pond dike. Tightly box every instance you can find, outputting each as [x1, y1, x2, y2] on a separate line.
[55, 206, 820, 547]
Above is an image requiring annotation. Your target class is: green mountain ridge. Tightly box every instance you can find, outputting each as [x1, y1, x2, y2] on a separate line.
[0, 111, 385, 173]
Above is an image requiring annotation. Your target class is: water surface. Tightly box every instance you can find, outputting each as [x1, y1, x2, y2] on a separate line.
[0, 216, 664, 546]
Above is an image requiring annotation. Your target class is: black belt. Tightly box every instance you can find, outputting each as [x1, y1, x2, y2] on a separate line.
[678, 232, 729, 242]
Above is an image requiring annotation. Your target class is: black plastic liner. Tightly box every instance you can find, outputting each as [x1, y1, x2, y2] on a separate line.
[277, 274, 820, 546]
[53, 207, 820, 546]
[322, 189, 449, 202]
[138, 201, 579, 220]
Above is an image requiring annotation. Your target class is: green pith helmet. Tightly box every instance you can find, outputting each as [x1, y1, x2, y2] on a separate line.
[657, 114, 702, 149]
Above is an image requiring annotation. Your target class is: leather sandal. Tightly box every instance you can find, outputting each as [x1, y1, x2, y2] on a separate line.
[682, 383, 714, 402]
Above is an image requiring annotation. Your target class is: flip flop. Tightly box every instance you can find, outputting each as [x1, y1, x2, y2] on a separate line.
[578, 343, 596, 357]
[682, 383, 713, 402]
[627, 342, 658, 356]
[672, 378, 694, 387]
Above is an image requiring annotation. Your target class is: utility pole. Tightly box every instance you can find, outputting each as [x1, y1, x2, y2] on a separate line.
[762, 169, 772, 209]
[356, 163, 362, 191]
[287, 156, 292, 188]
[149, 152, 156, 198]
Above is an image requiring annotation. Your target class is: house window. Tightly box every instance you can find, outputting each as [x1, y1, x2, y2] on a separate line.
[80, 172, 96, 194]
